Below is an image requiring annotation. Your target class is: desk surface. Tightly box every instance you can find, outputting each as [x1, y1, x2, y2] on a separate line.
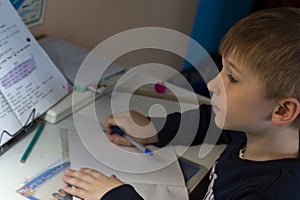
[0, 93, 225, 200]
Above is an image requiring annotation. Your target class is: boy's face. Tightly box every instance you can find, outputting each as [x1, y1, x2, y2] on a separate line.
[208, 54, 276, 133]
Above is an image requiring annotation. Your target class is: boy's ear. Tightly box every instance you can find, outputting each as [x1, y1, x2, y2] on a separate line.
[272, 98, 300, 126]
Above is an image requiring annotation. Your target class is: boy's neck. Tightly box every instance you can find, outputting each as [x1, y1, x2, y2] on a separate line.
[244, 127, 300, 161]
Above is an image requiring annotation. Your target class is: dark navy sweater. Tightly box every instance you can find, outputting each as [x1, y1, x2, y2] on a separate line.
[102, 106, 300, 200]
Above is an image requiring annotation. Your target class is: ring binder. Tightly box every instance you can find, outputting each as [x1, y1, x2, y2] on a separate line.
[0, 108, 37, 156]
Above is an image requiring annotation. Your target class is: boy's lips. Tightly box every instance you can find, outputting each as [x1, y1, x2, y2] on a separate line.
[211, 101, 220, 112]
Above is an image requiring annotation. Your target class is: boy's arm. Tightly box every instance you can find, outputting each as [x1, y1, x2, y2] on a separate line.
[101, 184, 143, 200]
[104, 105, 233, 147]
[152, 105, 212, 147]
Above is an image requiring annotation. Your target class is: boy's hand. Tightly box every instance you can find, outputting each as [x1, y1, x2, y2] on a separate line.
[62, 168, 123, 200]
[104, 110, 158, 146]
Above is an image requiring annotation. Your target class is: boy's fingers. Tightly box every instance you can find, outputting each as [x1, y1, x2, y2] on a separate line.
[63, 186, 87, 198]
[104, 115, 115, 134]
[62, 174, 91, 190]
[108, 135, 132, 146]
[64, 169, 94, 184]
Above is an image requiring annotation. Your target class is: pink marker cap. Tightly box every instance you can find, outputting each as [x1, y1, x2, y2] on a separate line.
[154, 82, 167, 93]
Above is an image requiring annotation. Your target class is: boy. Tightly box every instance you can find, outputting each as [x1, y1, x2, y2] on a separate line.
[62, 7, 300, 199]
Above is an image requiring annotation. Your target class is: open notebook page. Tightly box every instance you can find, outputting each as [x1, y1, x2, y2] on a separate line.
[69, 128, 188, 199]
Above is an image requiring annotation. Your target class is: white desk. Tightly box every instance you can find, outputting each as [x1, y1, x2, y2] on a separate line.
[0, 93, 225, 200]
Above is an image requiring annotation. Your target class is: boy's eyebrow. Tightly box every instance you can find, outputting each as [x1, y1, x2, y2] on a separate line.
[226, 59, 242, 75]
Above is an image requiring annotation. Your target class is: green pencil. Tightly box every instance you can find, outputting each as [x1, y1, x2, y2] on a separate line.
[20, 121, 45, 163]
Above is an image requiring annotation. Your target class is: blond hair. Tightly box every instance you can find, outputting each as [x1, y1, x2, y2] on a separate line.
[219, 7, 300, 128]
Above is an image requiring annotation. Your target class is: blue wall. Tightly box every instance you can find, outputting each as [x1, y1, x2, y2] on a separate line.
[183, 0, 255, 71]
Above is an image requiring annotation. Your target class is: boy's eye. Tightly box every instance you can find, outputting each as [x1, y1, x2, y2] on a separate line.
[227, 73, 238, 83]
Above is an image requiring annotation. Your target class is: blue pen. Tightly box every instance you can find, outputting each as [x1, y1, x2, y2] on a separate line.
[111, 125, 153, 156]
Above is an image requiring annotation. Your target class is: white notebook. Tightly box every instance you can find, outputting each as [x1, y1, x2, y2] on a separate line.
[69, 114, 188, 200]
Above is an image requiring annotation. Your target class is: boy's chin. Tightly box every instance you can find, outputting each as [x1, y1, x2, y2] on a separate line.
[214, 116, 226, 129]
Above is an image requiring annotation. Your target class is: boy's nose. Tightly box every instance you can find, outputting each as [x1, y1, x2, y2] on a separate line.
[207, 74, 222, 95]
